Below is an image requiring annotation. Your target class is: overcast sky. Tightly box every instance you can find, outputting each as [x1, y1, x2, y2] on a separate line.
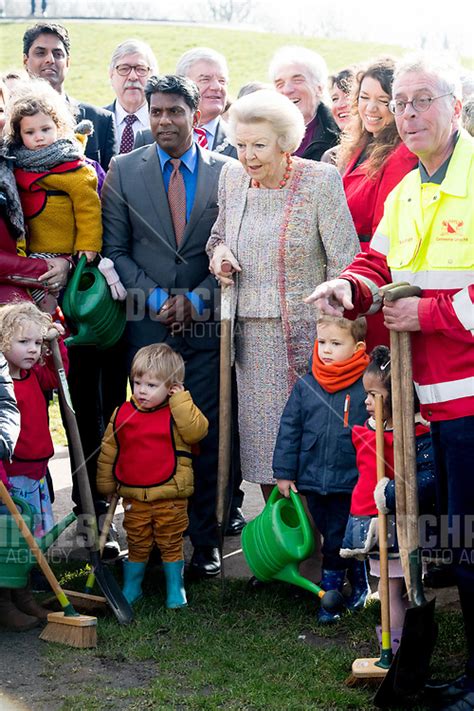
[249, 0, 474, 57]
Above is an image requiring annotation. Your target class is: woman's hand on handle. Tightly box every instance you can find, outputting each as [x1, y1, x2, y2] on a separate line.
[209, 244, 241, 286]
[276, 479, 298, 499]
[304, 279, 354, 316]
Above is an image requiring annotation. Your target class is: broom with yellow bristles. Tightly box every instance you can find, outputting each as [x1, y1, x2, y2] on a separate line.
[0, 479, 97, 648]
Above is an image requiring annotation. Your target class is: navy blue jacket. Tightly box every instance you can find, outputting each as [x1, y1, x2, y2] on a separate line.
[272, 372, 367, 495]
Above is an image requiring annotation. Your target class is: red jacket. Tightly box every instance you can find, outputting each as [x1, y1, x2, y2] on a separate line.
[5, 340, 69, 480]
[342, 142, 418, 245]
[0, 217, 48, 304]
[350, 420, 430, 516]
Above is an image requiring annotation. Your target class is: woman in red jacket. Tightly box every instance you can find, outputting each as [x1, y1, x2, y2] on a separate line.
[338, 58, 418, 350]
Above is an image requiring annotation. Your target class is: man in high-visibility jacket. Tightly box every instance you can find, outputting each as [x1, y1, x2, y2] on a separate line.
[306, 53, 473, 711]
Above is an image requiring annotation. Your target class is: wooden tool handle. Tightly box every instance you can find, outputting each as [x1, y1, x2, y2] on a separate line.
[375, 394, 391, 656]
[0, 480, 66, 600]
[98, 494, 119, 554]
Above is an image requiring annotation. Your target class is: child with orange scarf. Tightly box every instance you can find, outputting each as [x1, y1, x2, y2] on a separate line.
[273, 315, 370, 623]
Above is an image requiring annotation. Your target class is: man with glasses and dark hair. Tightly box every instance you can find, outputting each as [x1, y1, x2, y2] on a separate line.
[23, 22, 117, 170]
[105, 39, 157, 154]
[306, 53, 474, 711]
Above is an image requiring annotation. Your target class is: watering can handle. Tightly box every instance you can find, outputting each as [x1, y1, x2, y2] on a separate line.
[268, 487, 314, 559]
[288, 489, 314, 559]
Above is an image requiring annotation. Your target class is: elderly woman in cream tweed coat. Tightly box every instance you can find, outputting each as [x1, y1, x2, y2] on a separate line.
[207, 90, 359, 501]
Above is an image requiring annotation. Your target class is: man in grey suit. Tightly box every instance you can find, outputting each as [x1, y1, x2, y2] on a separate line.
[134, 48, 236, 159]
[102, 75, 232, 577]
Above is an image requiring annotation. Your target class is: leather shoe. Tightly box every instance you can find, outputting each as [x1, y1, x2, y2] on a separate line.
[189, 546, 221, 578]
[225, 508, 247, 536]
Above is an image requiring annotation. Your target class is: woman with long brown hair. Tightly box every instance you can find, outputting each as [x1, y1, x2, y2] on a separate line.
[338, 58, 417, 349]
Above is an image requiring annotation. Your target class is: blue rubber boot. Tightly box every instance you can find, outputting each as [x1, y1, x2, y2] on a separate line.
[163, 560, 187, 609]
[122, 560, 146, 604]
[318, 569, 346, 624]
[346, 559, 370, 612]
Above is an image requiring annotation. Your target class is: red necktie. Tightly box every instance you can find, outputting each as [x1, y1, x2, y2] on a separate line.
[194, 126, 208, 149]
[168, 159, 186, 246]
[119, 113, 138, 154]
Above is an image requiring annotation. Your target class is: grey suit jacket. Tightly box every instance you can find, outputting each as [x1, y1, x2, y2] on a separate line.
[102, 143, 233, 350]
[133, 117, 237, 158]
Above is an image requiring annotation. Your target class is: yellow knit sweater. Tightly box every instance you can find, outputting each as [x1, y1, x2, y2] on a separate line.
[96, 390, 209, 502]
[26, 163, 102, 254]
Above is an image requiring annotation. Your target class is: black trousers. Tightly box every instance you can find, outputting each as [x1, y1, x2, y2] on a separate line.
[67, 339, 128, 516]
[431, 416, 474, 683]
[303, 491, 352, 571]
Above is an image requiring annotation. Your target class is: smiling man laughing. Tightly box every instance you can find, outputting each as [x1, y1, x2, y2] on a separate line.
[269, 45, 339, 162]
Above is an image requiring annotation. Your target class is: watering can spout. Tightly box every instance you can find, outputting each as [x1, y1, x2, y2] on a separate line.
[37, 512, 77, 553]
[273, 563, 324, 599]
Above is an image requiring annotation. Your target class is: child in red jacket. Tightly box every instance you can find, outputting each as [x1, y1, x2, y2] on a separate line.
[0, 301, 67, 627]
[340, 346, 435, 651]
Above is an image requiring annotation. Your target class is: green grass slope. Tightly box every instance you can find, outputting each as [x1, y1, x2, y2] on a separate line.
[1, 20, 413, 105]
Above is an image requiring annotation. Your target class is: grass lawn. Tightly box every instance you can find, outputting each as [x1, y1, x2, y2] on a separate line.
[40, 563, 466, 710]
[0, 20, 471, 105]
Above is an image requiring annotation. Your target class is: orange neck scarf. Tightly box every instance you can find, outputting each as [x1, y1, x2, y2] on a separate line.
[312, 344, 370, 393]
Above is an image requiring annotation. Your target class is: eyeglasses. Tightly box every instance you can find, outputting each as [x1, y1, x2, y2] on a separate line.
[388, 93, 453, 115]
[115, 64, 150, 77]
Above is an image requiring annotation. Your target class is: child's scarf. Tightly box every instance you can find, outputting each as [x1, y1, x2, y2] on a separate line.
[11, 138, 83, 172]
[312, 343, 370, 393]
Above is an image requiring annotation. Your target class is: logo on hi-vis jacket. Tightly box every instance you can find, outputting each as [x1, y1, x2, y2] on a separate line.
[437, 220, 467, 242]
[440, 220, 465, 238]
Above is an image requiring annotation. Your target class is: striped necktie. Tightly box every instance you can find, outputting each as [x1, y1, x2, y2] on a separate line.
[194, 126, 208, 149]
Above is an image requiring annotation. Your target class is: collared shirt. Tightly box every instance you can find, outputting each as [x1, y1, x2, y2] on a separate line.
[147, 141, 203, 315]
[157, 142, 198, 223]
[419, 132, 459, 185]
[114, 101, 150, 144]
[194, 116, 220, 150]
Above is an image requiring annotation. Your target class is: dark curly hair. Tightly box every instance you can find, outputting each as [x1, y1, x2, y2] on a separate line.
[366, 345, 392, 412]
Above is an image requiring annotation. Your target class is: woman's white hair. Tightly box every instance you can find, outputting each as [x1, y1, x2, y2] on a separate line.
[109, 39, 158, 74]
[394, 52, 462, 100]
[227, 89, 306, 153]
[268, 46, 328, 89]
[176, 47, 228, 79]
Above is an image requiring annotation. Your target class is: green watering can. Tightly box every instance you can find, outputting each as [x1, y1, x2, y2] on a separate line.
[0, 497, 76, 588]
[241, 487, 343, 612]
[62, 255, 126, 350]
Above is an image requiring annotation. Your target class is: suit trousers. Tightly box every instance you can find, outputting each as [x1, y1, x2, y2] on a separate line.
[123, 497, 188, 562]
[128, 336, 220, 548]
[67, 339, 128, 516]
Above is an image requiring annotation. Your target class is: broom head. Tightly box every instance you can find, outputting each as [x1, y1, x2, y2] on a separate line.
[39, 611, 97, 648]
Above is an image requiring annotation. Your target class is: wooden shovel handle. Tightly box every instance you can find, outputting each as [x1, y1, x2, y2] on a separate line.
[375, 394, 391, 646]
[98, 494, 119, 554]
